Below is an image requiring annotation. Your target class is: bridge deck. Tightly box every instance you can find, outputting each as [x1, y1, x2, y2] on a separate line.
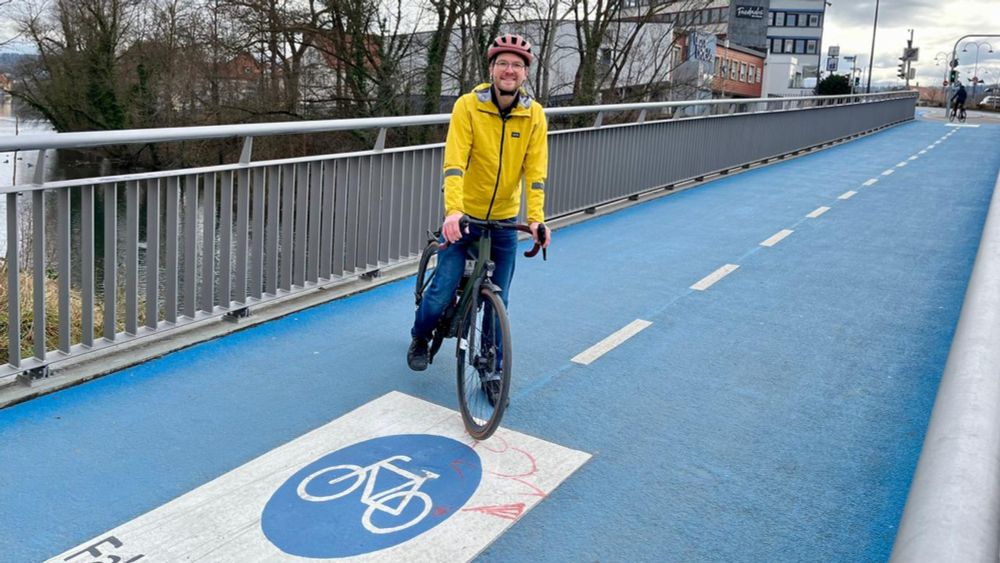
[2, 117, 999, 562]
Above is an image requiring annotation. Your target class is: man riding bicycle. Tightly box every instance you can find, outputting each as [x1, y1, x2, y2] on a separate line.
[407, 33, 551, 388]
[951, 83, 968, 117]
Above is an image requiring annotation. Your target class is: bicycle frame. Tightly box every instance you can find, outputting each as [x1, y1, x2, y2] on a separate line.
[452, 234, 498, 334]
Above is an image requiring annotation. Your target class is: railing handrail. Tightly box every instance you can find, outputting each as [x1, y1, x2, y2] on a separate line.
[0, 91, 916, 153]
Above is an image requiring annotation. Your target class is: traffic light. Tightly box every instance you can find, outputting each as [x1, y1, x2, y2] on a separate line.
[949, 69, 959, 83]
[897, 58, 906, 79]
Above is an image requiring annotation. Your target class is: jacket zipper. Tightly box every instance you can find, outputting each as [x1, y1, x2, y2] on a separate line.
[485, 113, 508, 220]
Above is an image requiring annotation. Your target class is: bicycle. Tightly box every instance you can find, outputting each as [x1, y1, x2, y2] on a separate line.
[949, 104, 967, 123]
[414, 216, 547, 440]
[296, 455, 440, 534]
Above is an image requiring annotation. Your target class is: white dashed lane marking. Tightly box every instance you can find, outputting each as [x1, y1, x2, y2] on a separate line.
[807, 206, 831, 218]
[760, 229, 794, 247]
[838, 191, 857, 200]
[908, 156, 918, 161]
[863, 179, 878, 186]
[882, 169, 895, 176]
[896, 162, 908, 168]
[571, 319, 653, 365]
[690, 264, 740, 291]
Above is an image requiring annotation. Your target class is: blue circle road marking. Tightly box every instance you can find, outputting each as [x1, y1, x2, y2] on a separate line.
[261, 434, 482, 558]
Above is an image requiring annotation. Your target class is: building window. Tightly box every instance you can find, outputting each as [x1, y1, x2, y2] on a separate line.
[774, 11, 785, 26]
[768, 11, 776, 26]
[720, 8, 728, 22]
[785, 13, 797, 26]
[756, 67, 762, 83]
[809, 14, 821, 27]
[806, 39, 818, 54]
[740, 62, 747, 82]
[731, 60, 738, 80]
[749, 65, 756, 83]
[784, 39, 795, 53]
[795, 39, 806, 54]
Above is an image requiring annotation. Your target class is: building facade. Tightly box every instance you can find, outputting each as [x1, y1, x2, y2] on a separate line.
[626, 0, 828, 97]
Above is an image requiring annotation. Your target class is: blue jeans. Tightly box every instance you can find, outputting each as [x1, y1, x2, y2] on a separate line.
[412, 219, 518, 341]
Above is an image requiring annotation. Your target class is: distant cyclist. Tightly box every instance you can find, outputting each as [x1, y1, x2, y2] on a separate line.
[950, 83, 968, 118]
[407, 33, 550, 377]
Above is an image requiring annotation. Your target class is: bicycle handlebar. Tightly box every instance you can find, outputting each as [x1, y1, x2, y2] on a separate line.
[451, 216, 548, 260]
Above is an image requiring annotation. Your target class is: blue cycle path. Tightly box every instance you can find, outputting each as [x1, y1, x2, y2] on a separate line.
[1, 118, 998, 562]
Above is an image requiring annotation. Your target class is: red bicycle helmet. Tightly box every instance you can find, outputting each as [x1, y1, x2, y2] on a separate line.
[488, 34, 534, 66]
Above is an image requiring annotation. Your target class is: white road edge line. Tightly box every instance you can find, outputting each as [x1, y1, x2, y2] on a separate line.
[571, 319, 653, 365]
[807, 206, 831, 218]
[863, 178, 878, 186]
[690, 264, 740, 292]
[838, 191, 857, 200]
[760, 229, 794, 247]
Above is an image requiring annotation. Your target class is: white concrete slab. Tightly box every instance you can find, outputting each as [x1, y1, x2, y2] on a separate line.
[48, 392, 591, 562]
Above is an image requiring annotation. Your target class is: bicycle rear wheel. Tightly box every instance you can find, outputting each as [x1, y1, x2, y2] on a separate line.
[414, 241, 439, 307]
[456, 288, 512, 440]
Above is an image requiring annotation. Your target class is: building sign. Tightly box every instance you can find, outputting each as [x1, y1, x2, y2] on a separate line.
[828, 45, 840, 58]
[735, 5, 765, 19]
[688, 31, 717, 64]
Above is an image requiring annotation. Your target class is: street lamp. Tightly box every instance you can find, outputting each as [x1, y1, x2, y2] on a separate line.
[961, 41, 994, 101]
[934, 51, 951, 106]
[866, 0, 880, 93]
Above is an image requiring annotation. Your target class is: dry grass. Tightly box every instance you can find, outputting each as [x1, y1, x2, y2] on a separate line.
[0, 259, 130, 365]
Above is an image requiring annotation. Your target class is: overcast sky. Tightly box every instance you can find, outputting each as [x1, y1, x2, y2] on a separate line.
[822, 0, 1000, 89]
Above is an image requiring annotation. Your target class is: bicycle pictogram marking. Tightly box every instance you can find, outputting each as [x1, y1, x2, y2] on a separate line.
[296, 455, 441, 534]
[261, 434, 482, 558]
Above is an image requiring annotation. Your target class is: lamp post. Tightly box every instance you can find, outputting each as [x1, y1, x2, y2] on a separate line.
[866, 0, 880, 93]
[816, 1, 832, 87]
[961, 41, 994, 102]
[934, 51, 951, 106]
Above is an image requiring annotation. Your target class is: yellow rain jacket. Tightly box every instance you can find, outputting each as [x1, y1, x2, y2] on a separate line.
[442, 83, 548, 224]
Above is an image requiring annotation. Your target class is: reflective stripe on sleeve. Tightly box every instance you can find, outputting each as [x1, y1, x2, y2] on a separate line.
[531, 182, 545, 190]
[444, 169, 464, 178]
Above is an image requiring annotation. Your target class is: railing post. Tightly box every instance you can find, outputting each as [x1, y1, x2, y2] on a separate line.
[240, 137, 254, 164]
[5, 192, 20, 368]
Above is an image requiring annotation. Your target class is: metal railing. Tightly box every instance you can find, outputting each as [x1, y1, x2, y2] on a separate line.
[1, 91, 916, 383]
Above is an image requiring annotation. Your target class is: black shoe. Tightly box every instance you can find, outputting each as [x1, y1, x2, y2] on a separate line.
[407, 337, 429, 371]
[482, 379, 508, 408]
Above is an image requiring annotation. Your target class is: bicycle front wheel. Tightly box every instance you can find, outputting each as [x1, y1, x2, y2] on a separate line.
[456, 288, 512, 440]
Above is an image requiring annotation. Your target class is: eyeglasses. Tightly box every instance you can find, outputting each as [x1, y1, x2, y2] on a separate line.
[493, 60, 526, 71]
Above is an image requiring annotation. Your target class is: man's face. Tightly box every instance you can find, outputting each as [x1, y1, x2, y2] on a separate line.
[490, 53, 528, 93]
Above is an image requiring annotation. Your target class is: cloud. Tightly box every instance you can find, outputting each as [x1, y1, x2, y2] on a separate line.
[823, 0, 1000, 86]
